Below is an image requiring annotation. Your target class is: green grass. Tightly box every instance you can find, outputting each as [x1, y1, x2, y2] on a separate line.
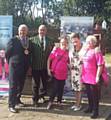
[105, 53, 111, 64]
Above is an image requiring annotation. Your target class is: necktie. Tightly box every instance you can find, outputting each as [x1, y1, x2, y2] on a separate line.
[21, 38, 26, 46]
[41, 37, 44, 50]
[23, 39, 26, 46]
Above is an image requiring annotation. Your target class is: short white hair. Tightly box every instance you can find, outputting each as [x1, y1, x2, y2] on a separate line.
[86, 35, 97, 46]
[18, 24, 28, 31]
[38, 24, 47, 30]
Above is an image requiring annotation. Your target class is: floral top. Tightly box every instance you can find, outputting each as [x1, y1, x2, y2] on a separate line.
[70, 50, 83, 91]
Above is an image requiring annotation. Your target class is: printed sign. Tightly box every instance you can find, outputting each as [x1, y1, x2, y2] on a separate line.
[0, 16, 12, 96]
[0, 15, 13, 49]
[60, 16, 94, 43]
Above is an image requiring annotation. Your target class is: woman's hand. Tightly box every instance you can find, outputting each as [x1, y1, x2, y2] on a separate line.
[96, 76, 100, 84]
[48, 69, 52, 76]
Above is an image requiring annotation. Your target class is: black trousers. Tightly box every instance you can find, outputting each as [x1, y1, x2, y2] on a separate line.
[49, 77, 65, 103]
[8, 68, 27, 108]
[32, 69, 48, 102]
[85, 83, 100, 114]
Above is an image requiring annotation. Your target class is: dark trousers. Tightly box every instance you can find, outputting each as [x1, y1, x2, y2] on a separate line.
[32, 69, 48, 102]
[49, 77, 65, 103]
[85, 83, 100, 114]
[8, 71, 26, 107]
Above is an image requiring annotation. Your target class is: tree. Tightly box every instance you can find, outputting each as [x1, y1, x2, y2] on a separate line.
[0, 0, 40, 28]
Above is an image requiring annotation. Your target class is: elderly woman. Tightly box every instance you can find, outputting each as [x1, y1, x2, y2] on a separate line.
[81, 35, 104, 119]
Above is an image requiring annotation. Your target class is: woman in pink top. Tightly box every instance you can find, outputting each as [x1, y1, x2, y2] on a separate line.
[81, 35, 104, 119]
[47, 36, 69, 109]
[0, 50, 9, 80]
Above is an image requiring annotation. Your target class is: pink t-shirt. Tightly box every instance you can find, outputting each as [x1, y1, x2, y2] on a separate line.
[49, 48, 69, 80]
[82, 49, 104, 85]
[0, 59, 9, 76]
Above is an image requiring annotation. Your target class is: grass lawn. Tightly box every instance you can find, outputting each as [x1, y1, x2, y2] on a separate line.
[105, 53, 111, 64]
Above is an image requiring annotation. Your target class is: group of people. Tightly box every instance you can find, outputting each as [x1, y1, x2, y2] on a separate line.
[5, 23, 108, 119]
[6, 24, 53, 113]
[69, 33, 108, 119]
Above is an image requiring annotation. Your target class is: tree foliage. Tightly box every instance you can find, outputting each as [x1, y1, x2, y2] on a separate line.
[0, 0, 40, 28]
[0, 0, 111, 36]
[0, 0, 110, 26]
[62, 0, 109, 22]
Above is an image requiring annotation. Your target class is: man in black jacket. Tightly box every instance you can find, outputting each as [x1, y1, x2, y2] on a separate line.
[6, 24, 31, 113]
[30, 25, 54, 106]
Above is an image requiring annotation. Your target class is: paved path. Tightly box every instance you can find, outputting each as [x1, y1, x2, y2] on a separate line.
[0, 63, 110, 120]
[0, 95, 111, 120]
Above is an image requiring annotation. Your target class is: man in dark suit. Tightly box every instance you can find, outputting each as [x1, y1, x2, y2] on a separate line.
[6, 24, 31, 113]
[30, 24, 54, 106]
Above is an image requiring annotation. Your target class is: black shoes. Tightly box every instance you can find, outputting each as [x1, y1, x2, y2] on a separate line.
[9, 107, 18, 113]
[33, 101, 39, 107]
[84, 108, 93, 113]
[91, 112, 99, 119]
[84, 108, 99, 119]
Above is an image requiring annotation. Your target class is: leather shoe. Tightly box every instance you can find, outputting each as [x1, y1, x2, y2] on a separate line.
[84, 108, 92, 113]
[9, 107, 18, 113]
[91, 113, 99, 119]
[33, 101, 39, 107]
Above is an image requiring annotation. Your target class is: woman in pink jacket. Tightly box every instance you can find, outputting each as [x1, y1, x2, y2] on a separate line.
[81, 35, 105, 119]
[47, 36, 69, 109]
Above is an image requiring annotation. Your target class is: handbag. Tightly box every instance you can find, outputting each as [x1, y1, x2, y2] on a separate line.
[95, 51, 109, 86]
[100, 64, 109, 86]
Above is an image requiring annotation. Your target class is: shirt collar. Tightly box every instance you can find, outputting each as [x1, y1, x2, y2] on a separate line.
[39, 35, 45, 41]
[20, 37, 27, 41]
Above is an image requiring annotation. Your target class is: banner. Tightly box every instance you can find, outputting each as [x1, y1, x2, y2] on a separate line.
[60, 16, 94, 43]
[0, 15, 13, 49]
[0, 16, 13, 96]
[0, 80, 9, 96]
